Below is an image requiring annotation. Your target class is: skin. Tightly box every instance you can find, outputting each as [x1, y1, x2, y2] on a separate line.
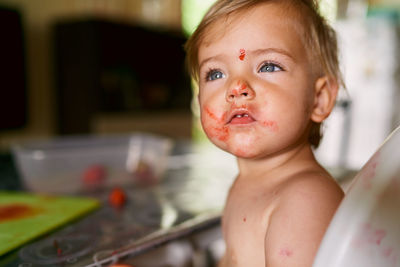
[197, 2, 344, 267]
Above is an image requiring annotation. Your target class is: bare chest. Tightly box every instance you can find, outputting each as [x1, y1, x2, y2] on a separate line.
[221, 184, 277, 266]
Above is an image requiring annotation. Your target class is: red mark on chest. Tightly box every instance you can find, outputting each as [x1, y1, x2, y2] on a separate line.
[0, 204, 40, 222]
[243, 217, 246, 222]
[239, 49, 246, 61]
[279, 248, 293, 257]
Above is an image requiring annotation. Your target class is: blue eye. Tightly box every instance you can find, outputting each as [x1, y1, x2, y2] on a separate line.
[206, 69, 225, 81]
[259, 62, 283, 73]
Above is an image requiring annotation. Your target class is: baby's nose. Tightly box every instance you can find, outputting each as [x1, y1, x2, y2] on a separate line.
[226, 80, 255, 102]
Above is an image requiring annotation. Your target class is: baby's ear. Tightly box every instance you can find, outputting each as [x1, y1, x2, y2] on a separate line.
[311, 76, 339, 123]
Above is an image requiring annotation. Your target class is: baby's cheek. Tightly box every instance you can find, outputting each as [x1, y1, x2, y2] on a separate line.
[201, 107, 229, 143]
[201, 117, 230, 143]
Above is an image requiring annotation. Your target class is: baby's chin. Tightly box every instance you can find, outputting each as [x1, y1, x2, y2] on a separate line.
[210, 139, 260, 159]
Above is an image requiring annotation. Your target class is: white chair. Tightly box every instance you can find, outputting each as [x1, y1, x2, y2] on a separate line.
[313, 126, 400, 267]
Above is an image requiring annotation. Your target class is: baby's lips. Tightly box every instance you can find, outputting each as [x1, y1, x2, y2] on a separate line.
[229, 113, 256, 124]
[227, 108, 256, 124]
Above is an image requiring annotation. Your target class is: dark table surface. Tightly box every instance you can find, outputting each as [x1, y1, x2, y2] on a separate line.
[0, 144, 231, 267]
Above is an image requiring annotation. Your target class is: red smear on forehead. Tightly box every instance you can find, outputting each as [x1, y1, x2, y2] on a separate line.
[239, 48, 246, 61]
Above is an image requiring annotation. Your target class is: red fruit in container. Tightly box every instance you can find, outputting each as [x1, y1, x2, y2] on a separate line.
[109, 187, 126, 208]
[134, 160, 156, 185]
[82, 164, 106, 188]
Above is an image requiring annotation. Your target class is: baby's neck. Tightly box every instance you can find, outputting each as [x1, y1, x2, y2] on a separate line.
[236, 142, 320, 181]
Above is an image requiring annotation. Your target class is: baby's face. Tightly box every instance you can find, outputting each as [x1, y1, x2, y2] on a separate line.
[197, 2, 318, 158]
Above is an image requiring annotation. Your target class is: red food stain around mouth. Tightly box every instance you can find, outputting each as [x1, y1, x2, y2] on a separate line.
[239, 48, 246, 61]
[209, 125, 229, 142]
[203, 107, 230, 142]
[240, 83, 247, 90]
[0, 204, 41, 222]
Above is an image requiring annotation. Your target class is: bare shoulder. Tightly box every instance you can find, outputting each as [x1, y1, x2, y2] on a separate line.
[265, 170, 344, 267]
[281, 170, 344, 209]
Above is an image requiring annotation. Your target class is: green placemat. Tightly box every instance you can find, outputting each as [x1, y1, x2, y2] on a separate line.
[0, 191, 99, 256]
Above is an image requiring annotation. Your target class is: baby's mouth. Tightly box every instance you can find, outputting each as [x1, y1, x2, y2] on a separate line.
[228, 112, 256, 125]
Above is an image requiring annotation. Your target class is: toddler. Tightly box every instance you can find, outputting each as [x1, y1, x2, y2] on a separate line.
[185, 0, 344, 266]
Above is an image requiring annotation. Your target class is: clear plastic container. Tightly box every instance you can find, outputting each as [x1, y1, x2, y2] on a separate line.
[12, 133, 173, 194]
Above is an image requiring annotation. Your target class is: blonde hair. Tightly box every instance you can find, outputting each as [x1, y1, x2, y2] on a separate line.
[184, 0, 344, 148]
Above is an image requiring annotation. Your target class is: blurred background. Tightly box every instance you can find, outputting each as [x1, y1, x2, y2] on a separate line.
[0, 0, 399, 177]
[0, 0, 399, 266]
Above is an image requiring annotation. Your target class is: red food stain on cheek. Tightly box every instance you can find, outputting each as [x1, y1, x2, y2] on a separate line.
[262, 120, 279, 132]
[0, 204, 41, 222]
[217, 126, 230, 141]
[279, 248, 293, 257]
[239, 48, 246, 61]
[206, 125, 229, 142]
[202, 106, 230, 142]
[205, 106, 220, 122]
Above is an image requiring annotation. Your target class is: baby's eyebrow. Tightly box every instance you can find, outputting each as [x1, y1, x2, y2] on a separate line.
[198, 47, 295, 70]
[251, 48, 295, 61]
[199, 54, 226, 70]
